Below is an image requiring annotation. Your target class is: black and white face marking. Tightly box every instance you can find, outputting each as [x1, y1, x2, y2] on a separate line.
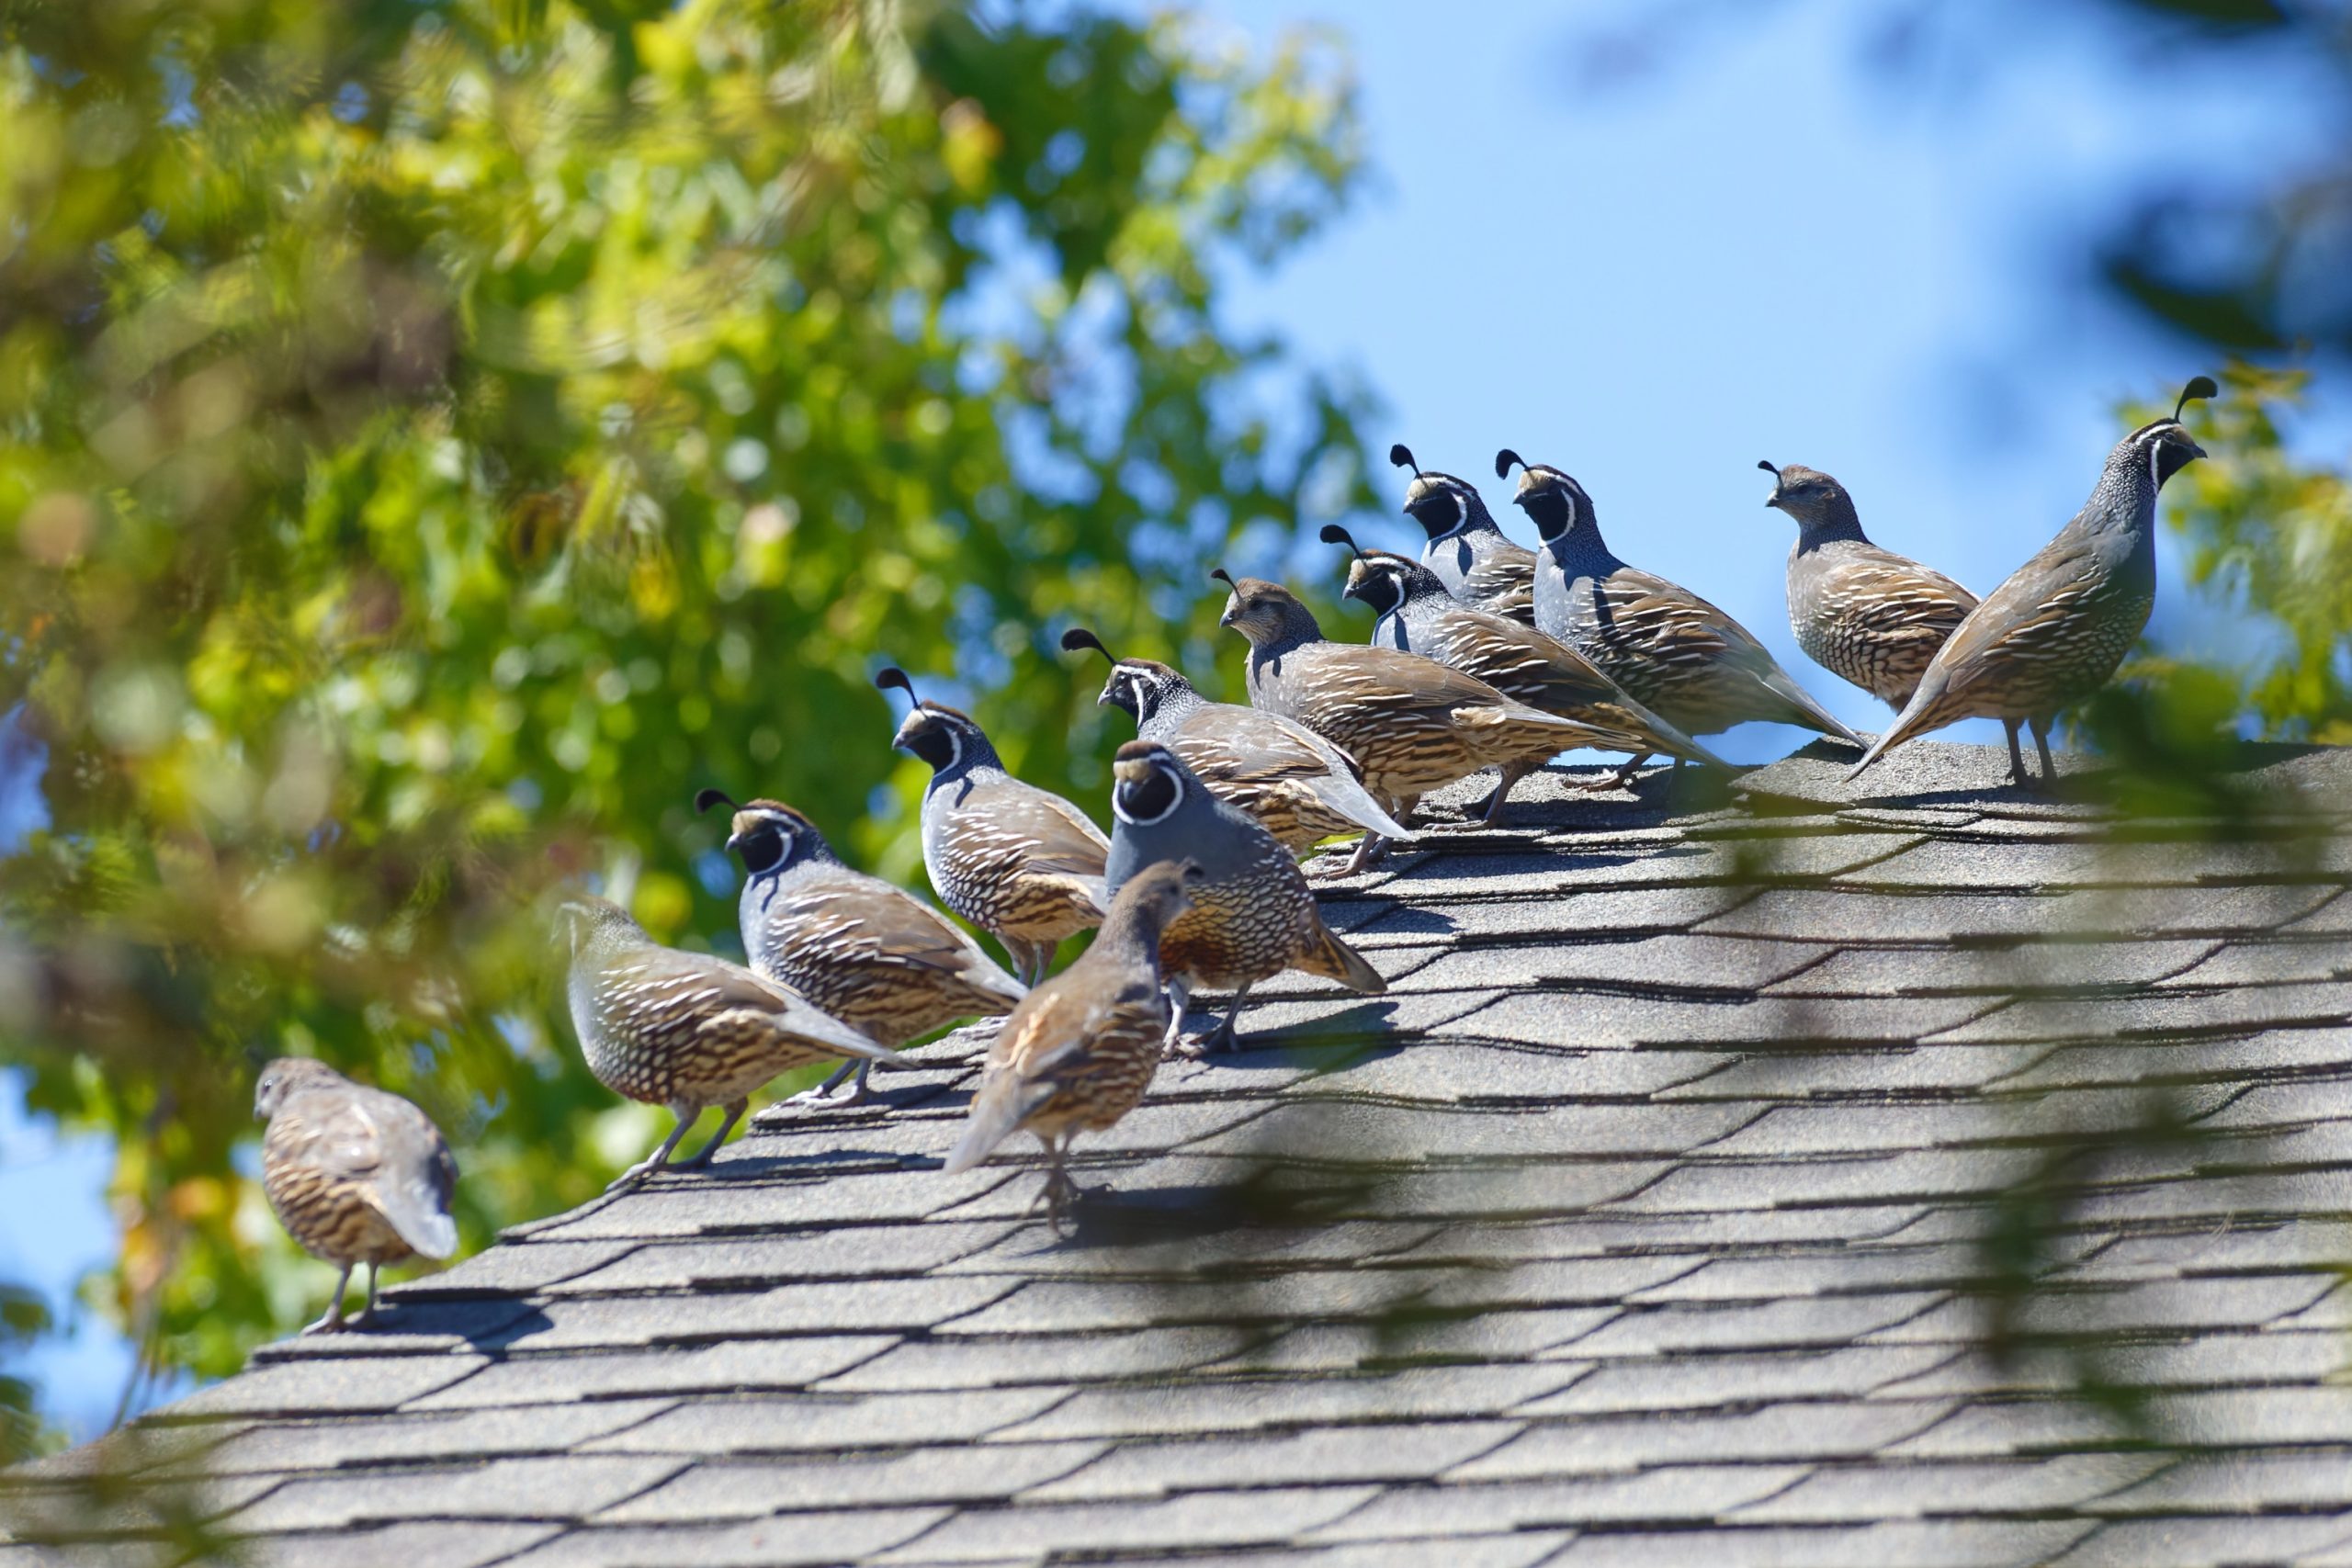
[1345, 558, 1407, 615]
[1112, 759, 1183, 826]
[2132, 422, 2204, 491]
[1514, 468, 1590, 542]
[1403, 481, 1467, 541]
[894, 712, 963, 773]
[728, 807, 807, 876]
[1102, 662, 1173, 722]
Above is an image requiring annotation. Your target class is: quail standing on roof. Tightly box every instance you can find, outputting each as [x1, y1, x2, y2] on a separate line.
[558, 894, 893, 1189]
[879, 667, 1112, 986]
[1106, 740, 1385, 1054]
[1394, 445, 1539, 622]
[1323, 525, 1725, 810]
[1760, 461, 1979, 712]
[1850, 378, 2216, 786]
[698, 792, 1027, 1109]
[1502, 449, 1866, 772]
[944, 859, 1204, 1226]
[254, 1058, 458, 1335]
[1216, 570, 1604, 859]
[1062, 627, 1412, 855]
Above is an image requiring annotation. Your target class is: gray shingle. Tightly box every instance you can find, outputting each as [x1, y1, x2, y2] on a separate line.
[37, 738, 2352, 1567]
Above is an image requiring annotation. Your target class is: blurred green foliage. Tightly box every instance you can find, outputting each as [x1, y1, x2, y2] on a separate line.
[2145, 364, 2352, 744]
[0, 0, 1371, 1422]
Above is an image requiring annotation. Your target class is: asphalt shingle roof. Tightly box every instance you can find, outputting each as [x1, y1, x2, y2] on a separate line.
[8, 740, 2352, 1568]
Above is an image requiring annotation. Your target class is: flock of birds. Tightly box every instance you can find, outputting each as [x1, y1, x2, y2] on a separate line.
[251, 378, 2215, 1330]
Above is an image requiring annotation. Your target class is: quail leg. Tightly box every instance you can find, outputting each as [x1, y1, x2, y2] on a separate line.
[1176, 982, 1253, 1059]
[1607, 752, 1652, 790]
[301, 1265, 355, 1335]
[1041, 1141, 1081, 1233]
[1473, 761, 1532, 827]
[348, 1262, 384, 1330]
[786, 1060, 877, 1107]
[1159, 977, 1195, 1058]
[2002, 720, 2031, 788]
[1338, 833, 1389, 877]
[608, 1107, 699, 1191]
[677, 1097, 750, 1169]
[2030, 716, 2058, 787]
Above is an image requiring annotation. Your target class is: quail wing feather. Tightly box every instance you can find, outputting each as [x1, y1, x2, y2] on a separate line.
[943, 976, 1165, 1174]
[281, 1086, 459, 1259]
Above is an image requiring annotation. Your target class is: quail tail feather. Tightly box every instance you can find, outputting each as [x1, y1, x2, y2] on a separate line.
[1758, 668, 1865, 748]
[380, 1195, 458, 1261]
[1297, 919, 1385, 995]
[943, 1070, 1055, 1176]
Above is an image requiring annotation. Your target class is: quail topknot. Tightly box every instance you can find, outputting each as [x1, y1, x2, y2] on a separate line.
[1850, 377, 2216, 786]
[880, 667, 1111, 986]
[254, 1058, 458, 1335]
[944, 857, 1204, 1226]
[1502, 448, 1865, 773]
[557, 893, 892, 1189]
[1062, 627, 1411, 855]
[1105, 739, 1385, 1054]
[1393, 444, 1539, 623]
[698, 790, 1026, 1111]
[1322, 525, 1724, 809]
[1760, 461, 1979, 712]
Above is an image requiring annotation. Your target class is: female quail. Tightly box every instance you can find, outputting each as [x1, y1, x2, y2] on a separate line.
[557, 894, 892, 1189]
[1759, 461, 1979, 712]
[1214, 570, 1603, 866]
[1851, 378, 2215, 787]
[1104, 739, 1385, 1054]
[1503, 448, 1865, 773]
[698, 791, 1027, 1107]
[254, 1058, 458, 1335]
[879, 667, 1111, 986]
[1323, 525, 1724, 815]
[1393, 444, 1538, 623]
[943, 858, 1204, 1226]
[1060, 627, 1411, 854]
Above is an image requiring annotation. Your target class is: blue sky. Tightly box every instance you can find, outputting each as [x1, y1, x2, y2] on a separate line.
[4, 0, 2336, 1443]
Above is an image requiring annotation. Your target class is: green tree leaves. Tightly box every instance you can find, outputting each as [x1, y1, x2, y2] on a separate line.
[0, 0, 1370, 1405]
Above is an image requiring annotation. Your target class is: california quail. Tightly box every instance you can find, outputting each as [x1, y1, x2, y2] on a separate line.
[1061, 627, 1412, 854]
[1851, 377, 2216, 786]
[1322, 525, 1725, 813]
[1105, 740, 1385, 1054]
[943, 858, 1204, 1225]
[1393, 444, 1539, 622]
[1214, 570, 1605, 862]
[697, 790, 1026, 1108]
[878, 667, 1111, 985]
[556, 894, 892, 1189]
[1760, 461, 1979, 711]
[254, 1058, 458, 1335]
[1502, 449, 1866, 773]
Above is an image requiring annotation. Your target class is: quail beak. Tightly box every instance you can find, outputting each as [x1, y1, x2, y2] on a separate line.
[1217, 596, 1240, 629]
[1764, 491, 1787, 513]
[888, 711, 925, 752]
[2188, 438, 2210, 461]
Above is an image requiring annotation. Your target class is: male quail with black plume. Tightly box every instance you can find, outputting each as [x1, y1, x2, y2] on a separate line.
[698, 791, 1026, 1108]
[557, 894, 892, 1189]
[878, 667, 1110, 985]
[1321, 525, 1724, 808]
[1760, 461, 1978, 711]
[1061, 627, 1411, 854]
[1502, 449, 1865, 771]
[1105, 740, 1384, 1055]
[1850, 377, 2216, 786]
[1393, 444, 1538, 622]
[944, 858, 1204, 1227]
[254, 1058, 458, 1334]
[1214, 570, 1603, 857]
